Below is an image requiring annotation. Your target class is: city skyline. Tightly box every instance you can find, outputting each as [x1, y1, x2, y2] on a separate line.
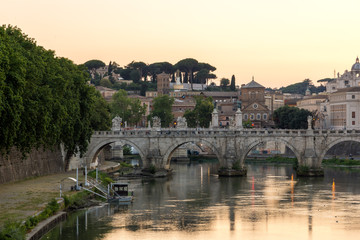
[1, 0, 360, 88]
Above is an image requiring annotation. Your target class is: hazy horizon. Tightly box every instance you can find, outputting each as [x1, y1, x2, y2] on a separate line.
[2, 0, 360, 88]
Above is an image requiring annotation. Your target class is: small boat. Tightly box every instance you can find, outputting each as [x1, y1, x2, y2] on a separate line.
[109, 182, 133, 204]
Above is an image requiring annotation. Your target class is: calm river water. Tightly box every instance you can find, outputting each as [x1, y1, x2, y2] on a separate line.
[42, 162, 360, 240]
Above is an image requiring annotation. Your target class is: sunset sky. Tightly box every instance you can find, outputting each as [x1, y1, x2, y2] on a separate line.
[1, 0, 360, 88]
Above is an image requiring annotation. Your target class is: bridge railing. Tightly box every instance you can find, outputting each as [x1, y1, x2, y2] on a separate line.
[92, 128, 360, 137]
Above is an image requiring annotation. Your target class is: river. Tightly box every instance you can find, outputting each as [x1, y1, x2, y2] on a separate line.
[42, 162, 360, 240]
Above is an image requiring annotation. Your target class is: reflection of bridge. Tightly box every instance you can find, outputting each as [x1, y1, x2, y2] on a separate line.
[81, 128, 360, 176]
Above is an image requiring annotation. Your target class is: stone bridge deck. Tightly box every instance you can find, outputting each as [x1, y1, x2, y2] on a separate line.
[92, 128, 360, 138]
[83, 128, 360, 177]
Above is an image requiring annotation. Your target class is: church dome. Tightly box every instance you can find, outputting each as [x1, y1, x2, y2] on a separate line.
[351, 57, 360, 72]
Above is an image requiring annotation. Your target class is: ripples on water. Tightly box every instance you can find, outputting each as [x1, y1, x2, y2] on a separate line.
[42, 162, 360, 240]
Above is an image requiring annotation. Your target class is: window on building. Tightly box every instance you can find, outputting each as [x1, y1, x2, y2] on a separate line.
[244, 114, 248, 120]
[352, 112, 356, 118]
[250, 114, 255, 120]
[352, 121, 355, 125]
[352, 95, 355, 99]
[345, 80, 349, 85]
[263, 114, 267, 120]
[257, 113, 261, 120]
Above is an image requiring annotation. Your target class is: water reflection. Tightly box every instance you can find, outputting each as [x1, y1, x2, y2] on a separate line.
[42, 163, 360, 240]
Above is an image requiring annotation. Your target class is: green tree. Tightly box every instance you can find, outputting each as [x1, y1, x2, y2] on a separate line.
[110, 90, 146, 126]
[0, 25, 109, 157]
[148, 95, 174, 127]
[89, 91, 111, 131]
[175, 58, 199, 90]
[99, 78, 113, 88]
[183, 110, 197, 128]
[127, 61, 148, 81]
[230, 75, 236, 91]
[183, 96, 214, 128]
[84, 59, 105, 70]
[130, 69, 141, 83]
[220, 78, 230, 89]
[273, 105, 311, 129]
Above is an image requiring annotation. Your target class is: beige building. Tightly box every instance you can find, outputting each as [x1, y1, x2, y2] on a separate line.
[297, 95, 328, 112]
[325, 87, 360, 130]
[265, 91, 284, 113]
[95, 86, 117, 101]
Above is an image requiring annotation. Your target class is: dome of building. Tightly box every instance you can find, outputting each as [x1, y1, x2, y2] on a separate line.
[351, 57, 360, 72]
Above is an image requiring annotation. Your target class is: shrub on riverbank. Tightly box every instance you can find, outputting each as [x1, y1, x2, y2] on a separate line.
[0, 199, 60, 240]
[322, 158, 360, 166]
[245, 156, 297, 165]
[88, 170, 113, 185]
[0, 221, 26, 240]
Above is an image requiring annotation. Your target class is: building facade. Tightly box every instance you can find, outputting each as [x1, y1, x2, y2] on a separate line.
[326, 57, 360, 93]
[240, 78, 272, 128]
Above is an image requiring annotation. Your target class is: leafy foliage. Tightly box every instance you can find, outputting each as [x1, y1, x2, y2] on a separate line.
[280, 79, 325, 95]
[110, 90, 146, 126]
[183, 96, 214, 128]
[148, 95, 174, 127]
[84, 59, 105, 70]
[230, 75, 236, 90]
[273, 105, 311, 129]
[0, 25, 110, 157]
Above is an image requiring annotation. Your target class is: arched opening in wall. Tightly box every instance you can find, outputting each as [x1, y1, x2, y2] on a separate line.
[322, 140, 360, 165]
[165, 141, 221, 178]
[244, 140, 298, 177]
[88, 141, 144, 171]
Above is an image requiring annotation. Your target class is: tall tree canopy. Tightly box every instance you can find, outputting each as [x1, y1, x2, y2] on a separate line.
[273, 105, 311, 129]
[148, 95, 174, 127]
[280, 79, 325, 95]
[84, 59, 106, 70]
[230, 75, 236, 91]
[110, 89, 146, 126]
[0, 25, 110, 156]
[175, 58, 199, 90]
[184, 96, 214, 128]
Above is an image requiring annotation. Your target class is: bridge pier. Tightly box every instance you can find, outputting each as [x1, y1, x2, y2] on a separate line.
[218, 155, 247, 177]
[297, 148, 324, 177]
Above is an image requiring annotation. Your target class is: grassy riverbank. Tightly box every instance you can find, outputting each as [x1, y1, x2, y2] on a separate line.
[322, 158, 360, 166]
[0, 169, 115, 240]
[246, 156, 297, 164]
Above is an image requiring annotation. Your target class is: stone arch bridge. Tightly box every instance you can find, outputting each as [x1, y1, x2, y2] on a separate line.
[81, 128, 360, 176]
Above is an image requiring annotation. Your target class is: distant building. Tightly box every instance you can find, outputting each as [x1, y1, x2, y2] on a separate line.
[326, 57, 360, 93]
[95, 86, 117, 102]
[297, 94, 328, 129]
[265, 91, 284, 113]
[157, 72, 170, 95]
[240, 78, 272, 128]
[324, 87, 360, 130]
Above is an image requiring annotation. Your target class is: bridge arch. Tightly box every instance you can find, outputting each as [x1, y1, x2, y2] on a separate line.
[319, 137, 360, 162]
[162, 138, 223, 169]
[84, 138, 146, 168]
[242, 137, 301, 164]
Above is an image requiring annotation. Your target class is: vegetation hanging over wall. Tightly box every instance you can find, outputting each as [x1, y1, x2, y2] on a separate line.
[0, 25, 111, 157]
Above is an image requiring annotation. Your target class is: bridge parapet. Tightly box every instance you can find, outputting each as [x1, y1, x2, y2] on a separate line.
[92, 128, 360, 138]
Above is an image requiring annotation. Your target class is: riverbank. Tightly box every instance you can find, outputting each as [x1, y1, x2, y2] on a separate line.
[0, 161, 121, 240]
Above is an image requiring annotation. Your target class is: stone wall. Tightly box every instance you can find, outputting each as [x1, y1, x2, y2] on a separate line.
[0, 146, 65, 184]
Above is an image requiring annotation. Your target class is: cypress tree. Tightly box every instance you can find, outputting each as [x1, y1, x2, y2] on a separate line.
[230, 75, 236, 91]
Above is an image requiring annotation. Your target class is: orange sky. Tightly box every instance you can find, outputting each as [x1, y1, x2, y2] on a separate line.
[1, 0, 360, 88]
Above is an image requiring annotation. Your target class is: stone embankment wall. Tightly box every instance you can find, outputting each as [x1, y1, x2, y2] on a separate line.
[0, 146, 65, 184]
